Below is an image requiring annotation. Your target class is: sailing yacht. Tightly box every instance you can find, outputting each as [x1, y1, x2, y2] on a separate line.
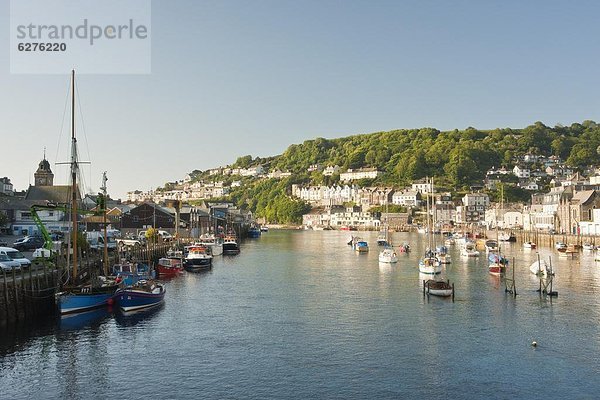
[419, 178, 442, 275]
[56, 71, 119, 314]
[378, 205, 398, 263]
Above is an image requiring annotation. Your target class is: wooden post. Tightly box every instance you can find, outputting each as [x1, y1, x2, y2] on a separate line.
[3, 269, 9, 320]
[423, 280, 426, 295]
[12, 267, 18, 319]
[512, 257, 517, 296]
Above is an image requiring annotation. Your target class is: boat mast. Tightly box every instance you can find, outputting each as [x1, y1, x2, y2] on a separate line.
[70, 69, 79, 283]
[101, 171, 109, 276]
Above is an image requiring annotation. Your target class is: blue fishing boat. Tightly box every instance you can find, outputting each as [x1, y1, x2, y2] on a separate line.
[57, 283, 119, 314]
[113, 280, 166, 312]
[247, 225, 261, 238]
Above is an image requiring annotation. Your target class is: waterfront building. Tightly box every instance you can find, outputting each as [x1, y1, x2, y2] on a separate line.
[329, 206, 380, 229]
[579, 208, 600, 235]
[120, 202, 175, 236]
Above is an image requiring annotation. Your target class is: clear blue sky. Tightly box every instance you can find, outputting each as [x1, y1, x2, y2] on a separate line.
[2, 0, 600, 199]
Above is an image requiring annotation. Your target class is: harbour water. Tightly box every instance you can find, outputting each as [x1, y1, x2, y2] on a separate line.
[2, 230, 600, 399]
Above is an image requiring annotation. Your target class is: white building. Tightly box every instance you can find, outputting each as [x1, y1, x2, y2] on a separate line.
[329, 207, 380, 228]
[411, 181, 433, 194]
[323, 165, 340, 176]
[519, 181, 539, 191]
[391, 190, 421, 206]
[340, 168, 380, 182]
[579, 209, 600, 235]
[513, 165, 530, 179]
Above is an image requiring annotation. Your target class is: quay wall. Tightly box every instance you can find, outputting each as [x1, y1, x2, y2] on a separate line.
[488, 230, 598, 249]
[0, 243, 172, 326]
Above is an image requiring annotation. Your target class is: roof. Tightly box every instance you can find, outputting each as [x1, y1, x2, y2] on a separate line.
[25, 185, 79, 203]
[571, 190, 595, 205]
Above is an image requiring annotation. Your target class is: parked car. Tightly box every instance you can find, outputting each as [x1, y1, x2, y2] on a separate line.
[158, 230, 173, 242]
[0, 253, 21, 272]
[0, 247, 31, 269]
[12, 236, 45, 251]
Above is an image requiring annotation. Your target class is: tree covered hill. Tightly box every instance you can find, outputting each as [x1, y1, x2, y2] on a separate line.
[192, 120, 600, 223]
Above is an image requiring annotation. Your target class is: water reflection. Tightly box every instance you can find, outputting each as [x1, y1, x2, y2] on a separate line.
[114, 303, 164, 327]
[59, 307, 112, 331]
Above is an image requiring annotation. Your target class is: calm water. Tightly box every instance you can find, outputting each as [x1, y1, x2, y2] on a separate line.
[2, 230, 600, 399]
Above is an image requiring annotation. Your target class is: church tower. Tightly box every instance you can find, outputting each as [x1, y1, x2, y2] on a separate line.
[34, 149, 54, 186]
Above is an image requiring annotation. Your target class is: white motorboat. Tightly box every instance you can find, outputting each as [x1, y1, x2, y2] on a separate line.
[460, 241, 480, 257]
[378, 247, 398, 263]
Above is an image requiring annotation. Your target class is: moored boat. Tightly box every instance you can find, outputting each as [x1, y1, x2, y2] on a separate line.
[557, 244, 577, 258]
[460, 241, 480, 257]
[523, 241, 536, 249]
[498, 231, 516, 242]
[113, 280, 166, 312]
[185, 245, 213, 271]
[222, 234, 240, 255]
[484, 239, 498, 253]
[424, 279, 454, 297]
[354, 240, 369, 253]
[378, 246, 398, 263]
[198, 234, 223, 256]
[247, 225, 261, 238]
[112, 261, 153, 285]
[555, 242, 567, 250]
[57, 279, 119, 315]
[419, 251, 442, 274]
[157, 257, 184, 277]
[488, 253, 508, 276]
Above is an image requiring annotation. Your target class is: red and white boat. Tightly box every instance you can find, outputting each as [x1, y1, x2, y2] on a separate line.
[488, 253, 508, 276]
[156, 256, 184, 277]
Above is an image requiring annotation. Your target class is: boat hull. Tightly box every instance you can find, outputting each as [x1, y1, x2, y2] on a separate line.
[424, 280, 453, 297]
[247, 229, 261, 238]
[57, 285, 119, 314]
[157, 265, 184, 277]
[419, 258, 442, 274]
[223, 243, 240, 255]
[114, 285, 165, 312]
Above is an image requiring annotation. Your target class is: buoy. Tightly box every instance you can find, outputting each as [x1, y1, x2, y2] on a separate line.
[531, 341, 537, 347]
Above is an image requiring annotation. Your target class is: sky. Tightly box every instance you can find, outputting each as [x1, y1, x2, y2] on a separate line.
[1, 0, 600, 199]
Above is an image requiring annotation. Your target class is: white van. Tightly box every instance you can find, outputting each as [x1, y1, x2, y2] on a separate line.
[0, 247, 32, 269]
[85, 231, 117, 250]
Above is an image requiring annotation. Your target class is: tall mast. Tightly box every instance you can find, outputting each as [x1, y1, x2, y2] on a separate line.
[101, 171, 109, 276]
[70, 69, 79, 282]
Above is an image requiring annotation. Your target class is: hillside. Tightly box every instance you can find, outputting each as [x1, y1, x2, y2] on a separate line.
[189, 120, 600, 223]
